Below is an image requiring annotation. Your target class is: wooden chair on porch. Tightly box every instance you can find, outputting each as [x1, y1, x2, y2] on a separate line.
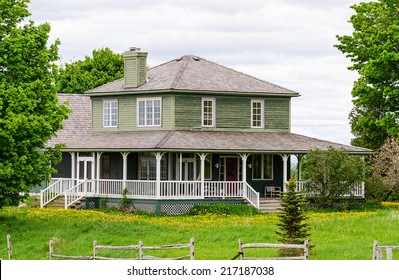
[264, 186, 280, 198]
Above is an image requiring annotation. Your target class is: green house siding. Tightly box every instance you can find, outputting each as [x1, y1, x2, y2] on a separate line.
[216, 96, 250, 129]
[174, 95, 202, 129]
[92, 95, 173, 131]
[92, 94, 290, 132]
[265, 97, 290, 132]
[174, 94, 290, 131]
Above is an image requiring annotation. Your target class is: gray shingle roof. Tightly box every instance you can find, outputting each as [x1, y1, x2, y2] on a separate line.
[47, 93, 91, 147]
[86, 55, 298, 96]
[60, 130, 371, 155]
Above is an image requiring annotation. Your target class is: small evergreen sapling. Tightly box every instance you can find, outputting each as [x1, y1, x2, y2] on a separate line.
[276, 178, 311, 256]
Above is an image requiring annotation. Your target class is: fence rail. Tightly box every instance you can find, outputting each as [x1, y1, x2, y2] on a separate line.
[232, 239, 309, 260]
[373, 240, 399, 260]
[49, 238, 195, 260]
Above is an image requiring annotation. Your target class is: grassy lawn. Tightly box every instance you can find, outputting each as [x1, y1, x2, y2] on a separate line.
[1, 204, 399, 260]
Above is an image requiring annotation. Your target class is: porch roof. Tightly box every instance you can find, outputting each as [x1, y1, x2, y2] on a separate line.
[58, 130, 372, 155]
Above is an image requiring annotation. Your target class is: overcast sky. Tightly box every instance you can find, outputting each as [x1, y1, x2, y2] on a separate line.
[28, 0, 364, 145]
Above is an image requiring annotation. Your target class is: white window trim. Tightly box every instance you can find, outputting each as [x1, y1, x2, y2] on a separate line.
[252, 154, 273, 180]
[137, 97, 162, 127]
[201, 97, 216, 127]
[251, 99, 264, 129]
[102, 99, 118, 128]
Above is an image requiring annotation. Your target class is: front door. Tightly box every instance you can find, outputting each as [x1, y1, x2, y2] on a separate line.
[225, 158, 239, 195]
[182, 159, 196, 181]
[77, 156, 94, 192]
[225, 158, 239, 181]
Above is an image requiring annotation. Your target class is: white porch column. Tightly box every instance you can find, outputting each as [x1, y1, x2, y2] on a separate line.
[280, 154, 289, 192]
[155, 152, 163, 198]
[198, 153, 207, 198]
[96, 152, 102, 180]
[121, 152, 130, 190]
[239, 154, 249, 198]
[239, 154, 249, 183]
[95, 152, 102, 195]
[179, 153, 183, 180]
[297, 154, 303, 181]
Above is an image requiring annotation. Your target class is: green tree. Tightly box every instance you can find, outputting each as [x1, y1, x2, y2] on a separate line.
[302, 147, 365, 206]
[276, 178, 310, 256]
[0, 0, 69, 208]
[56, 47, 124, 93]
[367, 138, 399, 201]
[335, 0, 399, 150]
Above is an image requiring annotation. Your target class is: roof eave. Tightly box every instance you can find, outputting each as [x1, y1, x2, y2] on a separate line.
[85, 88, 300, 97]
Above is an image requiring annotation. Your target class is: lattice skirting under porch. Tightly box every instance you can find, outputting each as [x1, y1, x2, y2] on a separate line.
[84, 198, 244, 215]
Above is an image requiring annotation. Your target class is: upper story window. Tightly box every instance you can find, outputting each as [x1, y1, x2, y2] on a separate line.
[103, 99, 118, 128]
[137, 97, 162, 127]
[251, 99, 264, 128]
[202, 97, 215, 127]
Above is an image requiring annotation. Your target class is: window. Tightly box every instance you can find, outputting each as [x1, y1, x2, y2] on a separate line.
[139, 154, 167, 180]
[252, 154, 273, 180]
[251, 99, 264, 128]
[137, 98, 162, 127]
[202, 97, 215, 127]
[103, 100, 118, 127]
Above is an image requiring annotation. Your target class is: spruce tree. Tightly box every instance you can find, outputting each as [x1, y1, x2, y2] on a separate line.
[276, 178, 310, 256]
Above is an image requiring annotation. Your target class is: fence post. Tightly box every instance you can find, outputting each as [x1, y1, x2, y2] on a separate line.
[372, 240, 382, 260]
[238, 239, 244, 260]
[304, 240, 309, 260]
[386, 248, 393, 260]
[7, 235, 12, 260]
[93, 240, 97, 260]
[139, 241, 143, 260]
[190, 237, 195, 260]
[49, 240, 53, 260]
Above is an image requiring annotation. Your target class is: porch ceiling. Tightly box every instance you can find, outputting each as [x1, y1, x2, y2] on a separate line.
[59, 130, 372, 155]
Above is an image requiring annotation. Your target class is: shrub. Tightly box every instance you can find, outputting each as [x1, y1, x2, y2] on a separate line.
[118, 188, 132, 212]
[187, 203, 259, 216]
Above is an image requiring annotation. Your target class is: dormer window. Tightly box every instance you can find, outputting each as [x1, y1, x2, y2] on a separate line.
[137, 97, 162, 127]
[251, 99, 264, 128]
[103, 99, 118, 128]
[202, 97, 215, 127]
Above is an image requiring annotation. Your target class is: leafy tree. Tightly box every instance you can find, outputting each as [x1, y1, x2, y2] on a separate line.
[56, 47, 124, 93]
[335, 0, 399, 150]
[367, 138, 399, 201]
[276, 178, 310, 256]
[0, 0, 69, 208]
[302, 147, 365, 207]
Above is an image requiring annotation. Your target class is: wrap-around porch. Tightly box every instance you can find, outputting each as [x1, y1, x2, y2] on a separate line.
[41, 151, 295, 209]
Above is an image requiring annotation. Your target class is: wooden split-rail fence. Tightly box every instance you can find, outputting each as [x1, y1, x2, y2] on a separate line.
[5, 234, 399, 260]
[49, 238, 195, 260]
[231, 239, 309, 260]
[373, 240, 399, 260]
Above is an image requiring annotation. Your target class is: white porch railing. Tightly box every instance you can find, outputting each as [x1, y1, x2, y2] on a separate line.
[40, 178, 76, 207]
[65, 180, 89, 208]
[297, 180, 365, 198]
[42, 178, 260, 209]
[243, 182, 260, 209]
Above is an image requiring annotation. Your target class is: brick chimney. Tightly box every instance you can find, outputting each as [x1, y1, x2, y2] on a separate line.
[123, 47, 147, 88]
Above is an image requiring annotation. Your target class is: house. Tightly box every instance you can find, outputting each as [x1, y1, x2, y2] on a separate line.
[42, 48, 371, 214]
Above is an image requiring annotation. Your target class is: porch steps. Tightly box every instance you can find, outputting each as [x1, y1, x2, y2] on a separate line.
[44, 196, 86, 209]
[258, 198, 281, 213]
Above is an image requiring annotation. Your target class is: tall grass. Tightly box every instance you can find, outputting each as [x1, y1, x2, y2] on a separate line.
[0, 205, 398, 260]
